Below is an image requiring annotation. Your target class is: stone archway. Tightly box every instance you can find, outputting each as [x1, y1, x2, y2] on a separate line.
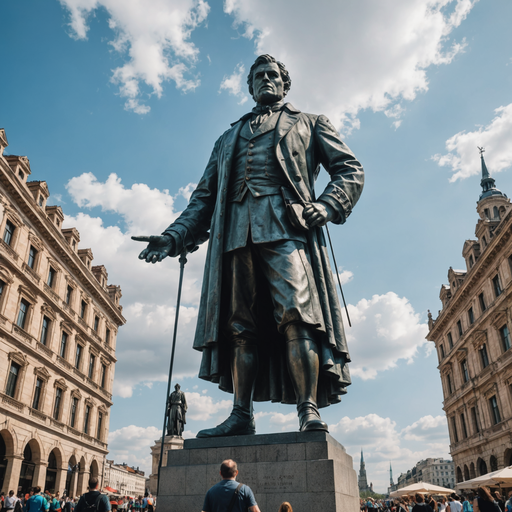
[490, 455, 498, 472]
[504, 449, 512, 467]
[478, 457, 488, 476]
[76, 456, 88, 496]
[65, 455, 78, 498]
[470, 462, 476, 479]
[464, 465, 470, 481]
[18, 441, 39, 495]
[0, 429, 17, 494]
[44, 448, 62, 494]
[0, 434, 8, 492]
[456, 466, 463, 483]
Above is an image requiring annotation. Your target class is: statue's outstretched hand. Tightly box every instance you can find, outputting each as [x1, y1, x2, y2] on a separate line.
[302, 202, 335, 227]
[131, 234, 175, 264]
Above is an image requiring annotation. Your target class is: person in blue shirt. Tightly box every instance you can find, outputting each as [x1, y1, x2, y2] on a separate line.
[26, 487, 49, 512]
[202, 459, 260, 512]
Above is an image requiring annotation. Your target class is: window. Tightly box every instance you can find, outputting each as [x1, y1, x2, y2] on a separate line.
[479, 344, 489, 369]
[469, 255, 474, 268]
[38, 196, 43, 207]
[471, 406, 480, 433]
[94, 316, 99, 332]
[500, 325, 511, 352]
[6, 362, 20, 398]
[32, 378, 43, 410]
[460, 413, 468, 438]
[461, 359, 469, 383]
[80, 300, 87, 319]
[468, 308, 474, 325]
[17, 299, 30, 329]
[18, 170, 24, 180]
[3, 220, 15, 246]
[97, 412, 103, 439]
[479, 293, 486, 312]
[60, 332, 68, 358]
[47, 267, 56, 288]
[451, 416, 459, 443]
[493, 274, 503, 298]
[27, 246, 37, 269]
[489, 395, 501, 425]
[100, 364, 107, 389]
[40, 316, 50, 345]
[105, 328, 111, 345]
[457, 320, 463, 337]
[53, 388, 62, 420]
[447, 332, 454, 350]
[65, 286, 73, 306]
[493, 206, 500, 220]
[447, 373, 453, 395]
[75, 344, 83, 369]
[88, 354, 95, 379]
[84, 405, 90, 434]
[440, 344, 445, 359]
[0, 279, 4, 300]
[70, 397, 78, 428]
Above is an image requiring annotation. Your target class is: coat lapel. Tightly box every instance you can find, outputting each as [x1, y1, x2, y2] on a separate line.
[275, 103, 301, 142]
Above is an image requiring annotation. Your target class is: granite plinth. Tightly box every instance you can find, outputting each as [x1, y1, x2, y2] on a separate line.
[158, 431, 359, 512]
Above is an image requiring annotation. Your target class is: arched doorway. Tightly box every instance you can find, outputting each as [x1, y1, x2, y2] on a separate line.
[490, 455, 498, 472]
[44, 450, 58, 494]
[478, 458, 488, 476]
[470, 462, 476, 479]
[464, 465, 470, 481]
[456, 466, 463, 483]
[90, 460, 99, 479]
[0, 435, 7, 491]
[65, 456, 79, 498]
[18, 444, 35, 494]
[504, 449, 512, 467]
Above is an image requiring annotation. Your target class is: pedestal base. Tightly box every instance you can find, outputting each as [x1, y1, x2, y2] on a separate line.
[159, 431, 359, 512]
[148, 435, 184, 495]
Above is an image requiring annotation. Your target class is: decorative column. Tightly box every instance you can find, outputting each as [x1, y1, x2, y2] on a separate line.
[2, 455, 23, 494]
[77, 469, 90, 496]
[54, 466, 68, 497]
[32, 461, 48, 490]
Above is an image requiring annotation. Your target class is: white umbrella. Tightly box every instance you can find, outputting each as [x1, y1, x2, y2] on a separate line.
[389, 482, 455, 497]
[455, 466, 512, 490]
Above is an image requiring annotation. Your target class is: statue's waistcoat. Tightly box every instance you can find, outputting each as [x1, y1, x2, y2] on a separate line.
[223, 115, 306, 252]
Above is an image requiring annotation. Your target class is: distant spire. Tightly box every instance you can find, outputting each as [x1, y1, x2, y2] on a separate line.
[477, 147, 506, 201]
[390, 462, 394, 486]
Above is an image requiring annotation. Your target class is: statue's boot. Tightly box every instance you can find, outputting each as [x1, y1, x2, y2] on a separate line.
[197, 340, 258, 438]
[285, 324, 328, 433]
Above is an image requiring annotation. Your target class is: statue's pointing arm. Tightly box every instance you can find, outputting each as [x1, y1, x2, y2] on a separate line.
[162, 138, 221, 255]
[314, 115, 365, 224]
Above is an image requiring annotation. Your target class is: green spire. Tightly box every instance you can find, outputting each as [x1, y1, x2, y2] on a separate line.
[477, 147, 505, 202]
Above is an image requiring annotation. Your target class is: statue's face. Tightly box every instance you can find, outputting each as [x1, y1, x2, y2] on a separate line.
[252, 62, 284, 104]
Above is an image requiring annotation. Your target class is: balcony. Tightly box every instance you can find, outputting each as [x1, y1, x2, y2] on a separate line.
[43, 283, 60, 303]
[1, 393, 25, 412]
[12, 325, 34, 346]
[36, 341, 53, 358]
[22, 263, 40, 284]
[0, 238, 19, 261]
[29, 407, 48, 423]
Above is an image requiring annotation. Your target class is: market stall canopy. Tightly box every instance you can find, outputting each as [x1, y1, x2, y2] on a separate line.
[389, 482, 455, 497]
[104, 486, 119, 494]
[455, 466, 512, 490]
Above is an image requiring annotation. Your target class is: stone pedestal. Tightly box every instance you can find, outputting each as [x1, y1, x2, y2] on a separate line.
[148, 435, 184, 495]
[159, 431, 359, 512]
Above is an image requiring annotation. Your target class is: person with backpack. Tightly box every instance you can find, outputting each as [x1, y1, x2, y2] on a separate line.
[26, 488, 49, 512]
[74, 478, 110, 512]
[48, 494, 61, 512]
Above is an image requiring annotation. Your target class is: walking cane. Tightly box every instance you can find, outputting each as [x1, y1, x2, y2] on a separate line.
[156, 251, 187, 497]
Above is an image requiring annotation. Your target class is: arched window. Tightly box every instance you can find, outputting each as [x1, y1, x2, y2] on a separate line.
[478, 458, 488, 476]
[456, 466, 463, 483]
[19, 443, 35, 495]
[45, 450, 58, 493]
[490, 455, 498, 472]
[464, 465, 470, 481]
[493, 206, 500, 220]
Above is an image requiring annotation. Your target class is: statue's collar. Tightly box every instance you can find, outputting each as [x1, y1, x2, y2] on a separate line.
[231, 102, 301, 126]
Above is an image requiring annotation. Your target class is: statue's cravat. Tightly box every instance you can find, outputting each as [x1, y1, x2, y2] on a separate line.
[250, 100, 284, 131]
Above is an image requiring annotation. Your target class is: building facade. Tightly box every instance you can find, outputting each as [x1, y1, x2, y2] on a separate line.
[389, 458, 455, 493]
[103, 460, 145, 497]
[0, 128, 125, 496]
[427, 151, 512, 484]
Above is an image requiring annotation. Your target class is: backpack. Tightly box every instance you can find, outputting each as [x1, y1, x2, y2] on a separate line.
[82, 494, 102, 512]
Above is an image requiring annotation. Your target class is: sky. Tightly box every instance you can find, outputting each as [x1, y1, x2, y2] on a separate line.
[1, 0, 512, 493]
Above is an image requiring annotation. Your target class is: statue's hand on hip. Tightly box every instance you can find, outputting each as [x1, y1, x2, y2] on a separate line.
[302, 201, 335, 227]
[131, 234, 175, 263]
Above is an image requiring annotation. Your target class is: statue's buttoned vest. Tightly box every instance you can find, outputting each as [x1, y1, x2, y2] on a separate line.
[224, 113, 307, 253]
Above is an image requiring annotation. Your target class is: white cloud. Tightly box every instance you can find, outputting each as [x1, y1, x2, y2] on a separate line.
[433, 103, 512, 181]
[346, 292, 429, 380]
[330, 413, 450, 492]
[64, 173, 208, 397]
[219, 63, 249, 105]
[108, 424, 161, 475]
[338, 270, 353, 286]
[59, 0, 210, 113]
[224, 0, 475, 134]
[185, 392, 232, 421]
[254, 411, 297, 431]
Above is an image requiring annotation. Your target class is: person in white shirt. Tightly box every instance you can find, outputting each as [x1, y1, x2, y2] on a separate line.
[450, 494, 463, 512]
[4, 491, 19, 510]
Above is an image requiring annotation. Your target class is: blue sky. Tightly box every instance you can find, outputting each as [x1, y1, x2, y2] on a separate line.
[2, 0, 512, 492]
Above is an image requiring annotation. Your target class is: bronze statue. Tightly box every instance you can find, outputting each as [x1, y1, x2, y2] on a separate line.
[167, 383, 187, 437]
[133, 54, 364, 438]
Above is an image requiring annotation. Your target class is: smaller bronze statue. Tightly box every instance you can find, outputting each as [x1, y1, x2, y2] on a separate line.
[166, 384, 187, 437]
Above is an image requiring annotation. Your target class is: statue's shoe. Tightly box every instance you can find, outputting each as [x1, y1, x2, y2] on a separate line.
[196, 412, 256, 438]
[298, 402, 329, 432]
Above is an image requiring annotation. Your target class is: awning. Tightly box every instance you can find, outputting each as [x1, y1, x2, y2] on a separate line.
[389, 482, 455, 497]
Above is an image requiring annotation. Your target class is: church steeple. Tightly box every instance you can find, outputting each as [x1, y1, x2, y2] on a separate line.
[390, 462, 394, 486]
[358, 449, 370, 492]
[478, 147, 506, 202]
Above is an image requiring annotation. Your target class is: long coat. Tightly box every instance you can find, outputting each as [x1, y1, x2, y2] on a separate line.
[164, 103, 364, 408]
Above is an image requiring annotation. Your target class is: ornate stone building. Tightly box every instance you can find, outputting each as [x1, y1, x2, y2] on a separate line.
[0, 128, 125, 496]
[389, 458, 455, 493]
[103, 460, 145, 497]
[427, 151, 512, 484]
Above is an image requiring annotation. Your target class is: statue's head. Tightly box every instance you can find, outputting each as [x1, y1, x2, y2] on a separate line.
[247, 54, 291, 105]
[174, 384, 180, 390]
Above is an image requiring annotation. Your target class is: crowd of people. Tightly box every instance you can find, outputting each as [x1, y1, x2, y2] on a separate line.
[361, 490, 512, 512]
[0, 478, 156, 512]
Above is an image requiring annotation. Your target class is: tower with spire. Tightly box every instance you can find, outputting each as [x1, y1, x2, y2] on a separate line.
[358, 449, 372, 493]
[390, 462, 394, 487]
